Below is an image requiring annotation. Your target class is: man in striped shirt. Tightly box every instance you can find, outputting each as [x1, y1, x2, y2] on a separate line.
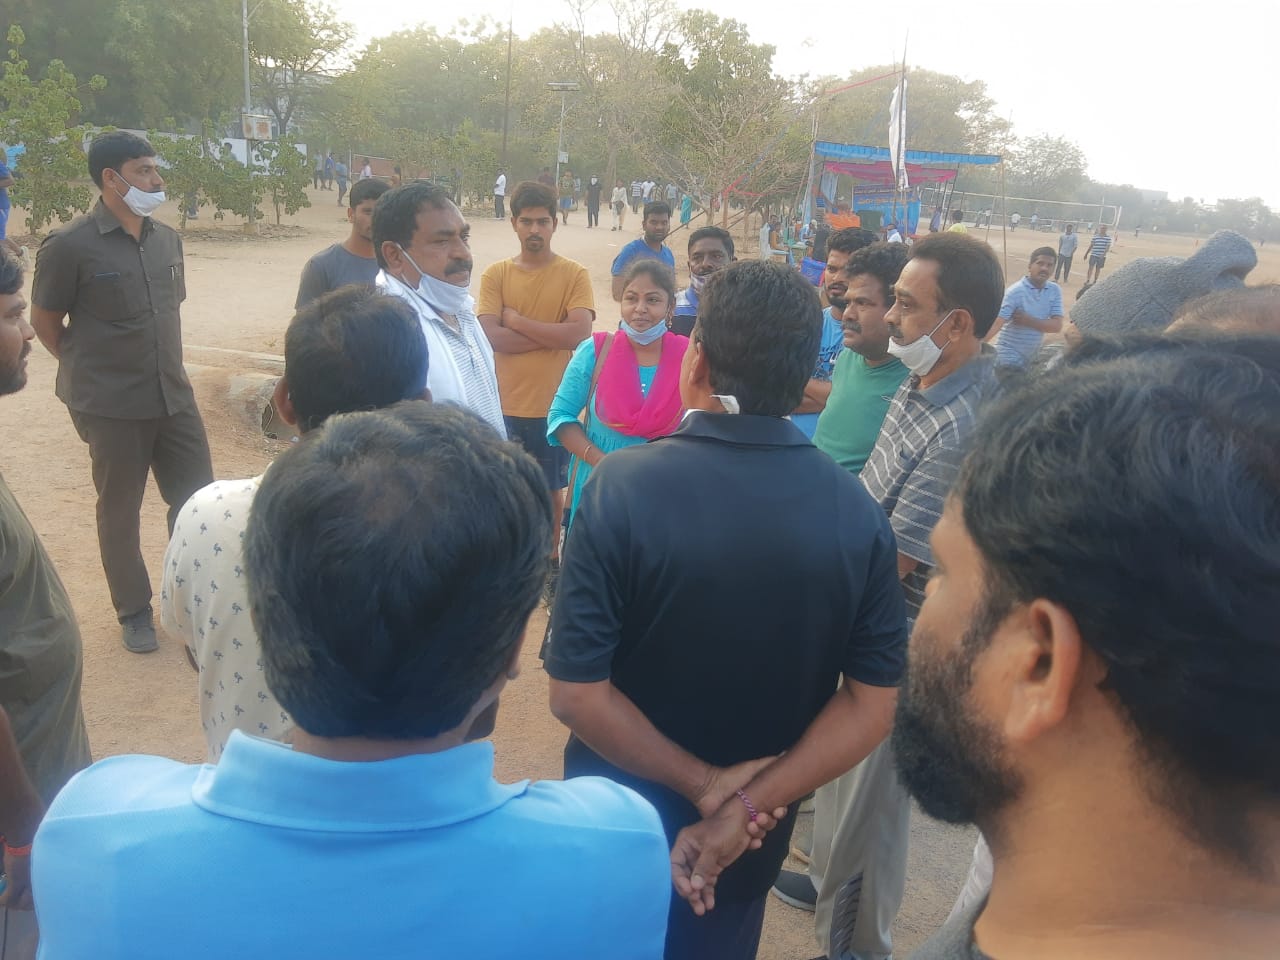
[1084, 223, 1113, 284]
[805, 232, 1004, 960]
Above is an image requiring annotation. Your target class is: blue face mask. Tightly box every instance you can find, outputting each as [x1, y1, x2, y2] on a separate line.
[620, 319, 667, 346]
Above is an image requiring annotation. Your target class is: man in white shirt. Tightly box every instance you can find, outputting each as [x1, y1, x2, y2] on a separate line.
[162, 286, 431, 760]
[373, 183, 506, 437]
[494, 168, 507, 220]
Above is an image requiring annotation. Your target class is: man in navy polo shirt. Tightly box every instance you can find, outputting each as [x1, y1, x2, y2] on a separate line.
[611, 200, 675, 300]
[33, 403, 672, 960]
[547, 260, 907, 960]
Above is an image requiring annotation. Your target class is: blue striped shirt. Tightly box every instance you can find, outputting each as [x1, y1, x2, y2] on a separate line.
[1087, 235, 1113, 259]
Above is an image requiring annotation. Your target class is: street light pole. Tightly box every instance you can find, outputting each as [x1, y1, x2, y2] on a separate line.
[547, 81, 580, 189]
[241, 0, 252, 117]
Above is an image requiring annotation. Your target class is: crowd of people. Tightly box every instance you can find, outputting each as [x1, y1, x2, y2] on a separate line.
[1, 129, 1278, 960]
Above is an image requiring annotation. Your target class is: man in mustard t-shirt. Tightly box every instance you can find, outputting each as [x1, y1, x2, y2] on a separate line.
[478, 180, 595, 569]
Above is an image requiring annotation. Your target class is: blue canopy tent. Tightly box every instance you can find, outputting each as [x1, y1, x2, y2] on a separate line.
[804, 141, 1001, 234]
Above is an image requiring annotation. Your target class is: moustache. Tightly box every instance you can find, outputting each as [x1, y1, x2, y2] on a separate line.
[445, 261, 473, 276]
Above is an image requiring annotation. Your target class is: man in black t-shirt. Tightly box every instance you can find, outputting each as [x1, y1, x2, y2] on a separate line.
[546, 260, 907, 960]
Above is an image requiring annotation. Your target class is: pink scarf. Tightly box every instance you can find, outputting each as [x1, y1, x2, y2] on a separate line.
[592, 330, 687, 439]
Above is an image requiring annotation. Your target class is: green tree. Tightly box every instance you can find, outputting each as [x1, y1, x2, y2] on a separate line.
[252, 0, 354, 134]
[256, 137, 311, 224]
[1008, 134, 1087, 201]
[150, 125, 224, 228]
[0, 25, 106, 234]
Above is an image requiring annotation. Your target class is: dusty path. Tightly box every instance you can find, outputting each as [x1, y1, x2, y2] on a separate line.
[9, 189, 1272, 957]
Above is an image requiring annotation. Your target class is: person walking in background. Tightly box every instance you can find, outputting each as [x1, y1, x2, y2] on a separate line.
[29, 131, 214, 654]
[546, 260, 687, 529]
[929, 206, 942, 232]
[323, 151, 335, 189]
[494, 168, 507, 220]
[586, 175, 602, 229]
[1055, 222, 1079, 282]
[1083, 223, 1114, 285]
[312, 154, 323, 190]
[611, 180, 628, 231]
[295, 177, 390, 308]
[558, 170, 574, 225]
[334, 158, 349, 205]
[630, 178, 643, 214]
[359, 157, 372, 180]
[681, 191, 694, 227]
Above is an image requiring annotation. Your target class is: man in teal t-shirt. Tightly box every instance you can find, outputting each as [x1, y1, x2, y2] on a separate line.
[813, 242, 911, 474]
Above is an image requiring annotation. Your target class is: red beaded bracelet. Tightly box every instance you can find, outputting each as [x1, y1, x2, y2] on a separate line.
[0, 835, 32, 857]
[735, 788, 759, 823]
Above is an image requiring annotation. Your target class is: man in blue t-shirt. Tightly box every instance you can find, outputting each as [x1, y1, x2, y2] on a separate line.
[988, 246, 1064, 370]
[33, 403, 671, 960]
[611, 200, 674, 300]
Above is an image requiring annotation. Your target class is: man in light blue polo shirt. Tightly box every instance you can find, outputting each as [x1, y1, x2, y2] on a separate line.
[988, 245, 1064, 370]
[33, 403, 671, 960]
[611, 201, 674, 300]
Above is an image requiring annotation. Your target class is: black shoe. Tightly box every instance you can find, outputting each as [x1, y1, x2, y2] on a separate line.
[771, 869, 817, 912]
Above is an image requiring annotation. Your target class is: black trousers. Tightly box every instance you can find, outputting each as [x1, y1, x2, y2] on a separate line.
[495, 195, 505, 219]
[587, 203, 600, 227]
[664, 891, 767, 960]
[69, 405, 213, 619]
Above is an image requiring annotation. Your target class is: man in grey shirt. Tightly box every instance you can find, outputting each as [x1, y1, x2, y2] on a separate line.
[1054, 222, 1079, 282]
[296, 178, 390, 309]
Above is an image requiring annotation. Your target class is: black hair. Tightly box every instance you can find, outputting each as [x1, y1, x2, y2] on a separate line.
[827, 227, 880, 258]
[285, 287, 428, 432]
[950, 208, 964, 222]
[694, 260, 821, 416]
[372, 182, 455, 269]
[621, 260, 676, 305]
[245, 402, 551, 740]
[840, 241, 911, 306]
[349, 177, 390, 209]
[643, 201, 672, 220]
[0, 248, 22, 296]
[908, 233, 1005, 337]
[88, 131, 156, 188]
[510, 180, 557, 218]
[1030, 246, 1057, 263]
[955, 333, 1280, 870]
[688, 225, 734, 258]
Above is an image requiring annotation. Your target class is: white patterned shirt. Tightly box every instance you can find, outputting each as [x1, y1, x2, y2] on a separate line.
[161, 476, 291, 761]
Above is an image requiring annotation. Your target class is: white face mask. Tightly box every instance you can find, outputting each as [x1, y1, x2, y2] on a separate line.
[112, 172, 165, 217]
[397, 245, 473, 316]
[621, 319, 667, 346]
[887, 309, 955, 376]
[690, 272, 708, 293]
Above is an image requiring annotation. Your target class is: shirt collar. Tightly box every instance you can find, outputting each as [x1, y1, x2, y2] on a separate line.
[910, 343, 997, 407]
[673, 410, 811, 447]
[193, 731, 526, 831]
[92, 197, 152, 238]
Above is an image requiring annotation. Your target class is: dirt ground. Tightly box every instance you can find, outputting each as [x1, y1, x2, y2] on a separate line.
[5, 191, 1276, 958]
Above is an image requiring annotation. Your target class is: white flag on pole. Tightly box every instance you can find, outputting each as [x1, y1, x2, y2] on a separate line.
[889, 77, 909, 193]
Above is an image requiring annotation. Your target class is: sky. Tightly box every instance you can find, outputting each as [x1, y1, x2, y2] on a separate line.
[326, 0, 1279, 208]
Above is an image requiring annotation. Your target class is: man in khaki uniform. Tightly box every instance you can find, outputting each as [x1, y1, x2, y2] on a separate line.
[31, 131, 213, 653]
